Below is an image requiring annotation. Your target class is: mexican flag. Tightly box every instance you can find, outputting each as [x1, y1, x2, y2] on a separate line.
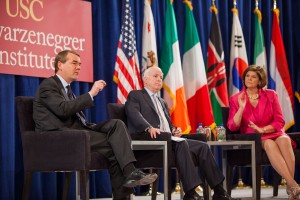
[182, 1, 215, 133]
[160, 0, 191, 133]
[253, 8, 267, 74]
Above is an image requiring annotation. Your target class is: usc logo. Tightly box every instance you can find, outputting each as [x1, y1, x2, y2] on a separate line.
[6, 0, 44, 22]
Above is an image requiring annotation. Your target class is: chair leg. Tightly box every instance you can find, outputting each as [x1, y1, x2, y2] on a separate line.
[168, 168, 172, 200]
[256, 166, 262, 200]
[151, 169, 159, 200]
[62, 172, 72, 200]
[226, 165, 234, 195]
[22, 171, 32, 200]
[272, 170, 281, 196]
[80, 170, 89, 200]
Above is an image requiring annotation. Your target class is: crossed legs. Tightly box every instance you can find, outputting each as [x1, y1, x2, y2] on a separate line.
[262, 135, 299, 199]
[262, 135, 296, 186]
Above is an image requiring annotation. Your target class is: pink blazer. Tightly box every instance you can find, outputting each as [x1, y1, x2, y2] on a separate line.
[227, 88, 296, 148]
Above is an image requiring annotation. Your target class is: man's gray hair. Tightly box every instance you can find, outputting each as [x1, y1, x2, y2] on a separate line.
[142, 66, 162, 80]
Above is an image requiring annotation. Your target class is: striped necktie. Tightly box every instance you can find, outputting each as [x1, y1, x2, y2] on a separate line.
[152, 94, 171, 132]
[66, 85, 87, 126]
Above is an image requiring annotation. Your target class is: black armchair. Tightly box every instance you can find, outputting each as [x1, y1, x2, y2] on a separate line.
[16, 96, 108, 200]
[107, 103, 209, 200]
[222, 106, 300, 199]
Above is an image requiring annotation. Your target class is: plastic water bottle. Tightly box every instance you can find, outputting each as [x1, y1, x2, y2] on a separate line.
[217, 124, 226, 141]
[196, 123, 205, 134]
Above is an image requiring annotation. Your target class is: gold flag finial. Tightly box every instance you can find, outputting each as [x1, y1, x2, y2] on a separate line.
[210, 0, 218, 14]
[254, 0, 262, 23]
[273, 0, 280, 23]
[232, 0, 238, 15]
[183, 0, 193, 10]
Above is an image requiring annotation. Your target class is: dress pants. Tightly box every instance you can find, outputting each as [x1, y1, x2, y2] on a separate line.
[87, 119, 136, 199]
[173, 139, 224, 192]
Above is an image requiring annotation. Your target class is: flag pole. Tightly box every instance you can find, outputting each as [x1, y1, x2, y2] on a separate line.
[255, 2, 271, 186]
[210, 0, 218, 14]
[273, 0, 277, 10]
[232, 0, 250, 190]
[232, 0, 238, 15]
[212, 0, 215, 7]
[271, 2, 288, 186]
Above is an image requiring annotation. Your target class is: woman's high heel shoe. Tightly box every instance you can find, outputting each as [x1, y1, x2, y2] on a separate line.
[288, 185, 300, 200]
[287, 185, 291, 195]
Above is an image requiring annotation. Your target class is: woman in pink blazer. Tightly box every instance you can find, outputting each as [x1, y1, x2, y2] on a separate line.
[227, 65, 299, 200]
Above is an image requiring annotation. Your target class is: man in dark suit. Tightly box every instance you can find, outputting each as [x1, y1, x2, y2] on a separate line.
[33, 50, 157, 200]
[125, 66, 232, 200]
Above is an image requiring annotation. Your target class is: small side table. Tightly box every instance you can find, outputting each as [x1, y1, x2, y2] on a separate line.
[207, 140, 256, 199]
[132, 140, 169, 200]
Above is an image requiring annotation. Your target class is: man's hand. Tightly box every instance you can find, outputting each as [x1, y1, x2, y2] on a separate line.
[172, 127, 182, 137]
[89, 80, 106, 97]
[148, 127, 161, 139]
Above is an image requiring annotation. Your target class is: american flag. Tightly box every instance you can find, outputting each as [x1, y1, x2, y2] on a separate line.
[113, 0, 143, 104]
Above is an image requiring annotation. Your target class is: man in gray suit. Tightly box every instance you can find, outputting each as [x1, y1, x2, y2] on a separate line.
[125, 66, 232, 200]
[33, 50, 157, 200]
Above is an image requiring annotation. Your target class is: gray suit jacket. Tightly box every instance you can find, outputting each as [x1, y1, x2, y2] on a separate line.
[33, 75, 94, 131]
[125, 88, 174, 133]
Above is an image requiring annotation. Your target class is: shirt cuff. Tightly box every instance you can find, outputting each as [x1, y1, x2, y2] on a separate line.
[88, 92, 94, 101]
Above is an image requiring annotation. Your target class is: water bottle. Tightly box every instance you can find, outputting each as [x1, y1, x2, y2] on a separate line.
[204, 126, 211, 141]
[217, 124, 226, 141]
[196, 123, 205, 134]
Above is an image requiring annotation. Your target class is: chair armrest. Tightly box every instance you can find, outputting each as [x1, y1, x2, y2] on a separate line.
[287, 132, 300, 145]
[131, 132, 172, 142]
[22, 130, 91, 171]
[181, 134, 207, 142]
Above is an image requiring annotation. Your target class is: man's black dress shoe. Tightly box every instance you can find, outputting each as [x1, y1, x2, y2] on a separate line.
[212, 192, 232, 200]
[123, 169, 158, 188]
[183, 192, 203, 200]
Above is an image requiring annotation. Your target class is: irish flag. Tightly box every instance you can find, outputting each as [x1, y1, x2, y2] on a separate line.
[182, 1, 215, 133]
[269, 9, 294, 130]
[160, 0, 191, 134]
[207, 5, 229, 126]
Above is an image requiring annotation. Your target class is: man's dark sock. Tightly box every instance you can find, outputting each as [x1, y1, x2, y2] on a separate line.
[213, 183, 226, 195]
[123, 163, 136, 177]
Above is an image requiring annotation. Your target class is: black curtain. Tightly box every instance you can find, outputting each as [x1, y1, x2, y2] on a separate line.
[1, 0, 300, 199]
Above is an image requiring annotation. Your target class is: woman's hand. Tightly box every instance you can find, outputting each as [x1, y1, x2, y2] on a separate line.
[248, 121, 264, 134]
[238, 92, 247, 109]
